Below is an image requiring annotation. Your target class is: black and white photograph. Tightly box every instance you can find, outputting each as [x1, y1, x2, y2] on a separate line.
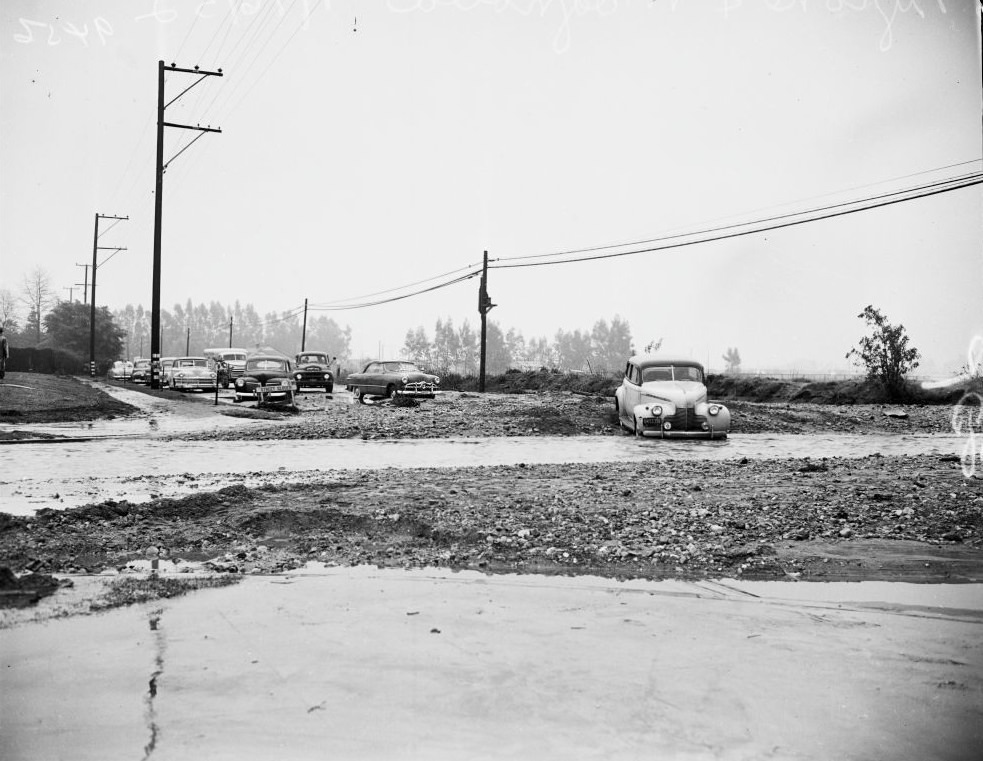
[1, 1, 981, 759]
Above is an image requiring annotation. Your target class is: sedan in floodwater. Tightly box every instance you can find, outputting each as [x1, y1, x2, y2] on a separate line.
[615, 355, 730, 439]
[168, 356, 218, 392]
[234, 354, 296, 404]
[346, 360, 440, 403]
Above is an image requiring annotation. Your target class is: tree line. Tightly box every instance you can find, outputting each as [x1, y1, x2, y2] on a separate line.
[401, 315, 636, 375]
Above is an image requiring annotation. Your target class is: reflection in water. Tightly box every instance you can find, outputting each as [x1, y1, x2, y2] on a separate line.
[143, 608, 164, 761]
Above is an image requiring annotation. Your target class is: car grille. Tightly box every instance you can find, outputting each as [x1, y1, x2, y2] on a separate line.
[405, 381, 437, 394]
[664, 407, 707, 431]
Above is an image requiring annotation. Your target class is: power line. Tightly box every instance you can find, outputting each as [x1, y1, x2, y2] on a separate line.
[489, 170, 983, 270]
[309, 262, 483, 308]
[496, 159, 983, 264]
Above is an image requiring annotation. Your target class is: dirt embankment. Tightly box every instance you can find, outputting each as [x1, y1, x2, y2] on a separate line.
[0, 373, 137, 435]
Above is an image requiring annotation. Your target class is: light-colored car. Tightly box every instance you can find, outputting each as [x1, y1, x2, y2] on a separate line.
[159, 357, 177, 387]
[234, 354, 296, 405]
[108, 360, 133, 380]
[168, 356, 218, 392]
[615, 355, 730, 439]
[204, 347, 249, 389]
[346, 360, 440, 403]
[293, 351, 335, 393]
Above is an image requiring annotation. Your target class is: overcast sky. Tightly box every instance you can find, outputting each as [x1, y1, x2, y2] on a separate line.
[1, 0, 980, 373]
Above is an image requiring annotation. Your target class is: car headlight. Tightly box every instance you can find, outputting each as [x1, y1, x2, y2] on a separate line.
[296, 373, 302, 380]
[210, 372, 216, 379]
[401, 375, 409, 384]
[235, 378, 245, 387]
[324, 374, 331, 380]
[176, 373, 185, 378]
[434, 376, 441, 385]
[708, 404, 720, 416]
[648, 405, 663, 416]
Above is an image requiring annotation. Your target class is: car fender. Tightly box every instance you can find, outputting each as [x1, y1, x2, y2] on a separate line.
[696, 401, 732, 431]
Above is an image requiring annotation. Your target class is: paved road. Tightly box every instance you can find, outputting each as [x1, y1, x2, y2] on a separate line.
[2, 568, 981, 761]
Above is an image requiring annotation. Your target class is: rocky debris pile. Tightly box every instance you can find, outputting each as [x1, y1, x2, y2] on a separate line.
[2, 455, 979, 583]
[177, 391, 956, 442]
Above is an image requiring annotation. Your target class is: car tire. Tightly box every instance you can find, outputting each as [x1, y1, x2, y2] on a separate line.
[386, 384, 397, 399]
[355, 387, 366, 404]
[325, 383, 333, 394]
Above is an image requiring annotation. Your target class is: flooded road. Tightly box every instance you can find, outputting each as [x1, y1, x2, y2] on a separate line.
[0, 431, 964, 516]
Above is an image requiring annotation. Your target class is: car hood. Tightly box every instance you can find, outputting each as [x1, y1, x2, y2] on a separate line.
[403, 372, 439, 384]
[300, 364, 330, 371]
[245, 370, 291, 383]
[638, 381, 706, 407]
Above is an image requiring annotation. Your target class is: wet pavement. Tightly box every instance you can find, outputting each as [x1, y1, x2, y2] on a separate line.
[2, 567, 981, 760]
[0, 432, 965, 516]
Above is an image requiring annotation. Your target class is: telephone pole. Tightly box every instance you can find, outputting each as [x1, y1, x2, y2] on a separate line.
[63, 287, 75, 303]
[75, 263, 90, 303]
[477, 250, 496, 392]
[89, 213, 128, 376]
[228, 317, 233, 348]
[150, 60, 224, 388]
[301, 298, 308, 351]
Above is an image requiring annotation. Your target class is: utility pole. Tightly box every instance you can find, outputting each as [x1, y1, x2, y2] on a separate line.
[301, 298, 308, 352]
[228, 317, 233, 348]
[150, 60, 224, 389]
[186, 326, 191, 355]
[90, 213, 128, 376]
[63, 287, 74, 303]
[75, 263, 90, 303]
[477, 250, 496, 392]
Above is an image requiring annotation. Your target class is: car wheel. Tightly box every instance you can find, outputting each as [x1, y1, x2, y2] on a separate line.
[355, 387, 366, 404]
[221, 380, 229, 389]
[325, 383, 333, 393]
[386, 384, 397, 399]
[633, 417, 640, 437]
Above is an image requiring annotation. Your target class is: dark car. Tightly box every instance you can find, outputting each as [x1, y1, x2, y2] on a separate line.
[293, 351, 335, 393]
[130, 358, 151, 384]
[233, 354, 296, 405]
[346, 360, 440, 404]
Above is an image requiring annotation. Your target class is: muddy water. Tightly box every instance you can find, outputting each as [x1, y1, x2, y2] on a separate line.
[0, 433, 964, 516]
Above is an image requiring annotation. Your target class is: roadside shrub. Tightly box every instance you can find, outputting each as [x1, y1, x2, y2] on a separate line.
[7, 347, 88, 375]
[845, 305, 921, 402]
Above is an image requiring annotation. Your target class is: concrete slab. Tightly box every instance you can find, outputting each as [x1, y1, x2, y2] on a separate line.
[2, 568, 981, 760]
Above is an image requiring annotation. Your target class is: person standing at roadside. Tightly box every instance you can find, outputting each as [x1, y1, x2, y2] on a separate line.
[0, 326, 8, 380]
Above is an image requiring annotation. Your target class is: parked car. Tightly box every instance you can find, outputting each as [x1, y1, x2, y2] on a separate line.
[615, 355, 730, 439]
[130, 358, 151, 384]
[293, 351, 335, 393]
[159, 357, 177, 387]
[168, 356, 218, 392]
[346, 360, 440, 403]
[108, 360, 133, 380]
[204, 347, 249, 389]
[233, 354, 296, 404]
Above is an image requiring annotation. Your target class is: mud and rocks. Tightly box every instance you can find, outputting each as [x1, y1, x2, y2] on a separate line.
[1, 373, 980, 594]
[2, 455, 980, 584]
[0, 372, 137, 429]
[178, 390, 958, 441]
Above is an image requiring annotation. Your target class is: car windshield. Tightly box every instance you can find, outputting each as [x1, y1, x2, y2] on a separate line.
[641, 365, 703, 383]
[177, 359, 207, 368]
[383, 362, 421, 373]
[134, 360, 149, 368]
[247, 358, 288, 371]
[299, 354, 327, 364]
[222, 353, 246, 362]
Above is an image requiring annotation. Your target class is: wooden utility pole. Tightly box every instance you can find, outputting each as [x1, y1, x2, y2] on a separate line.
[89, 213, 128, 376]
[150, 60, 223, 388]
[477, 250, 495, 392]
[228, 317, 233, 348]
[301, 298, 308, 351]
[75, 263, 90, 303]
